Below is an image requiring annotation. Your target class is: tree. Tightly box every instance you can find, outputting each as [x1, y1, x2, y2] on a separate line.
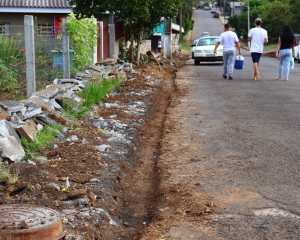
[262, 1, 292, 43]
[290, 0, 300, 33]
[175, 0, 194, 39]
[70, 0, 183, 63]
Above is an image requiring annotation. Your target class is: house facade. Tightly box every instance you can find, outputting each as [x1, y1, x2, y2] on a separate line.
[0, 0, 125, 61]
[0, 0, 73, 36]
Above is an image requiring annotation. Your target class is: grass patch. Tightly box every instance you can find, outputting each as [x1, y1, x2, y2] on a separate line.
[0, 166, 19, 184]
[21, 125, 62, 160]
[182, 42, 191, 51]
[63, 78, 122, 118]
[263, 43, 277, 51]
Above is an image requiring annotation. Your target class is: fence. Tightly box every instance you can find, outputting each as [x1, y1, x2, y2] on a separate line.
[0, 16, 72, 101]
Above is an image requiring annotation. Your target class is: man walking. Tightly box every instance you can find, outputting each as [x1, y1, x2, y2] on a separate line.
[247, 18, 268, 81]
[214, 23, 241, 80]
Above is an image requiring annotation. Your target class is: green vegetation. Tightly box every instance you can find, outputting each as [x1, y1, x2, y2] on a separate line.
[228, 0, 300, 44]
[0, 34, 22, 64]
[0, 59, 18, 91]
[263, 43, 277, 51]
[0, 35, 22, 91]
[21, 125, 63, 159]
[182, 42, 190, 51]
[65, 13, 99, 72]
[63, 78, 122, 118]
[0, 166, 19, 184]
[80, 79, 121, 108]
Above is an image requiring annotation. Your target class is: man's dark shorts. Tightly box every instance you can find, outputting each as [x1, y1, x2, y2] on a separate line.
[251, 52, 262, 63]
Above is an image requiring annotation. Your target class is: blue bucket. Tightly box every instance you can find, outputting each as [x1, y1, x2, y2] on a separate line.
[234, 55, 244, 70]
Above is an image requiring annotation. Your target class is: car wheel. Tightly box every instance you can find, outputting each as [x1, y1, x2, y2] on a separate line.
[194, 59, 200, 65]
[298, 54, 300, 63]
[192, 52, 194, 59]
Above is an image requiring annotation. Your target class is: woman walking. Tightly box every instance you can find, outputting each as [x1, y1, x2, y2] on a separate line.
[275, 25, 295, 81]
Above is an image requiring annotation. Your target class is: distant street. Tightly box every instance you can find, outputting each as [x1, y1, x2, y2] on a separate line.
[142, 9, 300, 239]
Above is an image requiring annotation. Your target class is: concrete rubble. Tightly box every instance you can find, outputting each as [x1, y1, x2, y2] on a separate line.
[0, 59, 133, 163]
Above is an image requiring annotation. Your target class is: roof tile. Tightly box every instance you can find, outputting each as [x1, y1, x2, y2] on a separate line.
[0, 0, 71, 8]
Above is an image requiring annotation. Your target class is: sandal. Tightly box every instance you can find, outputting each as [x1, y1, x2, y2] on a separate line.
[285, 78, 288, 81]
[276, 76, 282, 80]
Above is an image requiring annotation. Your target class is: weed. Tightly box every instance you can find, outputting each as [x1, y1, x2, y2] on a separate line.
[21, 125, 62, 160]
[182, 42, 191, 51]
[62, 99, 89, 118]
[63, 78, 122, 118]
[0, 59, 18, 91]
[0, 166, 19, 184]
[0, 34, 22, 65]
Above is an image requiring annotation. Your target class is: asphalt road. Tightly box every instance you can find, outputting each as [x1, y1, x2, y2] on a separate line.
[161, 9, 300, 239]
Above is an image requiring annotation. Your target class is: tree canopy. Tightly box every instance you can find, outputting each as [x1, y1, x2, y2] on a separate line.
[228, 0, 300, 43]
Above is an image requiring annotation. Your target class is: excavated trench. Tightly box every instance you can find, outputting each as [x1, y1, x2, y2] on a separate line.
[113, 68, 180, 239]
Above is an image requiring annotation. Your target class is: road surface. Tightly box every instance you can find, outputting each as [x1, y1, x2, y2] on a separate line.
[142, 9, 300, 239]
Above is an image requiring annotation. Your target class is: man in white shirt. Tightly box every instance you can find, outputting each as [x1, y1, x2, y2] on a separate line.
[247, 18, 268, 81]
[214, 23, 241, 80]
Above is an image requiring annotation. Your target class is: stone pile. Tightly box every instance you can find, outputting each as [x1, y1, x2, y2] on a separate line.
[0, 59, 133, 163]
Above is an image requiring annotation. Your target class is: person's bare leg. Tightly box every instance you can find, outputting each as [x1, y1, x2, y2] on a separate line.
[253, 63, 259, 80]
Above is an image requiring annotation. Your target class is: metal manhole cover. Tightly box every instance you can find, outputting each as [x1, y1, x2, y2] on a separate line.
[0, 204, 65, 240]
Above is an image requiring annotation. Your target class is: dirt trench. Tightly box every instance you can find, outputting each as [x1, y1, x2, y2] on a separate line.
[114, 65, 181, 239]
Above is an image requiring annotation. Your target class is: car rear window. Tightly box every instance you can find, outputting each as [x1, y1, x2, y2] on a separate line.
[197, 38, 219, 46]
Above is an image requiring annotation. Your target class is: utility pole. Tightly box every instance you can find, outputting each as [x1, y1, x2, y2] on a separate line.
[223, 0, 225, 24]
[247, 0, 250, 47]
[179, 7, 182, 52]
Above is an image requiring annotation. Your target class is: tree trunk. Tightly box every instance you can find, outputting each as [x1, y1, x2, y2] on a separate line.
[135, 28, 143, 65]
[129, 33, 134, 62]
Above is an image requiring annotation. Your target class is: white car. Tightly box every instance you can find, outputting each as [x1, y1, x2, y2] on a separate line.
[193, 36, 223, 65]
[191, 38, 200, 59]
[293, 34, 300, 63]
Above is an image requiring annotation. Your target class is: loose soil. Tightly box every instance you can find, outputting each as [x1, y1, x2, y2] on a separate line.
[0, 52, 202, 239]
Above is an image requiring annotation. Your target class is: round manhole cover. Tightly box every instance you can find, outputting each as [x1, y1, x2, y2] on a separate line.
[0, 204, 65, 240]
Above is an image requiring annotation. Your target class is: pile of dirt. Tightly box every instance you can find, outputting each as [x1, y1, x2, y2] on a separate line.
[0, 51, 190, 239]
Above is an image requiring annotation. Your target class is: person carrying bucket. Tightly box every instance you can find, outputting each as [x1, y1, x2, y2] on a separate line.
[214, 23, 242, 80]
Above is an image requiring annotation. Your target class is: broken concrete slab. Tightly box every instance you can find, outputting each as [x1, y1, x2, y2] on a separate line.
[20, 100, 43, 120]
[0, 120, 21, 144]
[16, 119, 38, 143]
[29, 96, 55, 112]
[0, 135, 25, 162]
[96, 58, 118, 66]
[0, 100, 25, 115]
[33, 85, 59, 98]
[0, 112, 10, 121]
[34, 114, 59, 126]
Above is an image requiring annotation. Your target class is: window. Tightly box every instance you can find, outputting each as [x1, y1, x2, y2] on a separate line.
[37, 24, 54, 36]
[0, 22, 10, 35]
